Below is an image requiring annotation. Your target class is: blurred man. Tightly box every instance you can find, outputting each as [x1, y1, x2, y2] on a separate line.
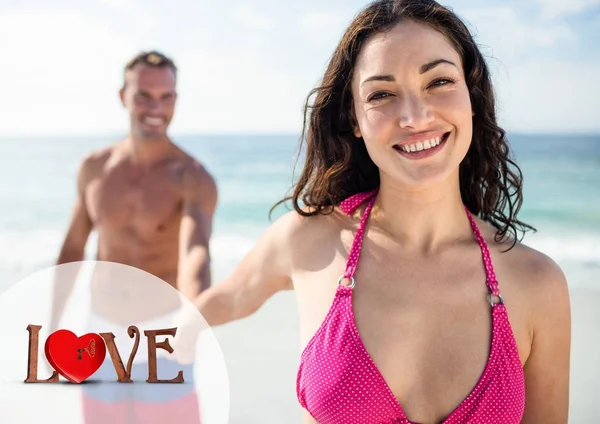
[49, 51, 216, 423]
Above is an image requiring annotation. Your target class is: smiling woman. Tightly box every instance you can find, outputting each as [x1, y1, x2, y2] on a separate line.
[189, 1, 572, 423]
[280, 5, 535, 247]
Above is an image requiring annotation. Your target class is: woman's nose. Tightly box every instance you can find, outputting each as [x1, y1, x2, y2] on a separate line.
[397, 93, 434, 130]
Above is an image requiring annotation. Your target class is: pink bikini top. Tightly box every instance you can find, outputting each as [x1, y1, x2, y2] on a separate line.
[296, 190, 525, 424]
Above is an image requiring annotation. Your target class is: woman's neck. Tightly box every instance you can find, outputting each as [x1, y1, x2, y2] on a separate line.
[370, 173, 473, 254]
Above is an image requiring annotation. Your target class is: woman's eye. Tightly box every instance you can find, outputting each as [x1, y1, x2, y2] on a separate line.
[429, 78, 455, 88]
[367, 91, 391, 102]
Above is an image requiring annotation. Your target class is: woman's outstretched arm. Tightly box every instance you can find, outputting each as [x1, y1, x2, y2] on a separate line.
[192, 211, 298, 326]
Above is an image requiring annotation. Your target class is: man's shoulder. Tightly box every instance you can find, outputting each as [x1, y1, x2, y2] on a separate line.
[179, 156, 216, 194]
[83, 144, 117, 164]
[77, 145, 117, 187]
[175, 151, 218, 213]
[170, 145, 213, 185]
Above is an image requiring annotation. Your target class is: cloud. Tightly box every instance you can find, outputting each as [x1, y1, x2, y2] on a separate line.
[454, 5, 598, 132]
[298, 11, 351, 44]
[172, 47, 315, 134]
[0, 11, 138, 135]
[461, 6, 577, 61]
[0, 7, 311, 136]
[299, 11, 340, 31]
[232, 5, 273, 31]
[97, 0, 139, 11]
[495, 60, 600, 133]
[96, 0, 156, 35]
[98, 0, 133, 7]
[0, 2, 597, 136]
[533, 0, 600, 20]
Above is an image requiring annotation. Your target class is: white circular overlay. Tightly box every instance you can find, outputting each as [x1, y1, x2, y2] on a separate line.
[0, 261, 230, 424]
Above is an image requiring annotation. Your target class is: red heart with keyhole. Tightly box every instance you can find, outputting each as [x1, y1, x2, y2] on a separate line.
[44, 330, 107, 383]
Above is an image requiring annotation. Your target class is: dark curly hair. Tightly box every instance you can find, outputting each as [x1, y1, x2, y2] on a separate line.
[271, 0, 535, 246]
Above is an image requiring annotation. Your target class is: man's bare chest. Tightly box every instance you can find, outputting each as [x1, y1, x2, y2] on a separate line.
[85, 167, 183, 233]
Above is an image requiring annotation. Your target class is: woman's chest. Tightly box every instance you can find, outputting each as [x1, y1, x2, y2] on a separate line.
[295, 245, 530, 422]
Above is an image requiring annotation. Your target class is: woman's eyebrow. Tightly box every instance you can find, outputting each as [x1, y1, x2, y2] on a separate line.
[419, 58, 457, 74]
[361, 74, 395, 87]
[361, 58, 458, 87]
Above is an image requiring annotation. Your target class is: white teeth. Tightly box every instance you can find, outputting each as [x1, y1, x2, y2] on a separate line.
[397, 134, 446, 153]
[144, 117, 164, 126]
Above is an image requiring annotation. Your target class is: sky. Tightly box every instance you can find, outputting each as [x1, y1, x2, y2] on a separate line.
[0, 0, 599, 136]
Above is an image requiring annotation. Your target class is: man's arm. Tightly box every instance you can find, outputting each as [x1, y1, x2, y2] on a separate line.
[49, 156, 94, 330]
[521, 257, 571, 423]
[176, 164, 218, 301]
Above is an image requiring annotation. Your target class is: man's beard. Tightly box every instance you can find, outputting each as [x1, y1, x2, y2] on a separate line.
[133, 121, 168, 141]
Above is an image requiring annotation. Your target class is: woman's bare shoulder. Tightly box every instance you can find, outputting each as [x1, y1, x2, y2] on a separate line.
[494, 237, 566, 293]
[478, 221, 570, 323]
[272, 204, 357, 241]
[268, 204, 360, 270]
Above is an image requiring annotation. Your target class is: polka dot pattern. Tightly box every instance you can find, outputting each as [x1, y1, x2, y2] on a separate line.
[296, 190, 526, 423]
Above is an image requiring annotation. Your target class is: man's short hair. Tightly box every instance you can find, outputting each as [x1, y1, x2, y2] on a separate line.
[123, 50, 177, 88]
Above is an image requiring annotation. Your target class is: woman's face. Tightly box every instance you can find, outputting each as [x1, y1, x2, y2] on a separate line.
[351, 20, 473, 189]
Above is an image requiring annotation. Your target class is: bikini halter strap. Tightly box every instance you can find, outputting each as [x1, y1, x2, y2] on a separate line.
[338, 190, 501, 299]
[338, 190, 378, 284]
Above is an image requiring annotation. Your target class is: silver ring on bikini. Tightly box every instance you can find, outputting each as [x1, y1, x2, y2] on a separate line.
[337, 275, 356, 289]
[488, 292, 504, 307]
